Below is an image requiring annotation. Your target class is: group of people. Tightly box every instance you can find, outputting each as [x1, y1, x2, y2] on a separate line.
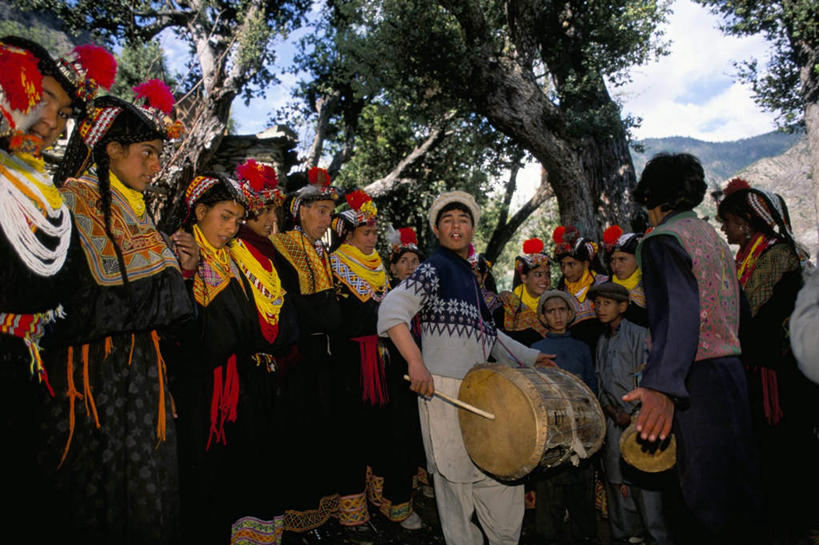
[2, 34, 818, 545]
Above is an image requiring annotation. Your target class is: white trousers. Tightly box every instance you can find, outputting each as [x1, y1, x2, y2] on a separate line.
[420, 375, 525, 545]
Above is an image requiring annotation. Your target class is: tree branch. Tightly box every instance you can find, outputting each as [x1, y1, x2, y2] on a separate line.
[306, 90, 341, 168]
[363, 113, 455, 197]
[484, 164, 552, 262]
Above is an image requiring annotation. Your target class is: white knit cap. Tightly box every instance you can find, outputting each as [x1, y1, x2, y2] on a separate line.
[428, 190, 481, 231]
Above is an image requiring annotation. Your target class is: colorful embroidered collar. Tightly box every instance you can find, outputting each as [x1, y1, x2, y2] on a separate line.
[331, 243, 388, 302]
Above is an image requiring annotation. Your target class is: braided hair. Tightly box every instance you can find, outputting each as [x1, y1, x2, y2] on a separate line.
[56, 101, 165, 287]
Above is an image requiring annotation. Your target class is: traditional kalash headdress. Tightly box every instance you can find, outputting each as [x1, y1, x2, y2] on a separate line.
[333, 188, 378, 239]
[386, 224, 425, 263]
[0, 37, 116, 151]
[235, 158, 282, 214]
[719, 177, 810, 265]
[515, 238, 550, 275]
[721, 178, 796, 242]
[602, 225, 642, 255]
[289, 166, 342, 221]
[183, 172, 252, 226]
[55, 78, 183, 185]
[553, 225, 598, 262]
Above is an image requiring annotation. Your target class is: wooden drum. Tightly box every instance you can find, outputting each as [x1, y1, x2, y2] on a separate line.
[458, 364, 605, 481]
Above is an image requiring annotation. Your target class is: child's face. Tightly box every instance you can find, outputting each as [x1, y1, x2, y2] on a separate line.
[434, 209, 473, 256]
[521, 264, 551, 298]
[610, 250, 638, 280]
[592, 296, 628, 324]
[540, 297, 571, 333]
[195, 200, 246, 249]
[559, 256, 588, 283]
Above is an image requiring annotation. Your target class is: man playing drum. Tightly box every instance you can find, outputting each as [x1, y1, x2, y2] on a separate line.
[378, 190, 554, 545]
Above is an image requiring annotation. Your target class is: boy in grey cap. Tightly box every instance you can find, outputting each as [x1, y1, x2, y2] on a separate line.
[591, 282, 671, 545]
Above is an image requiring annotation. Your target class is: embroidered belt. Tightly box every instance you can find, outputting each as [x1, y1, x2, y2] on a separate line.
[0, 305, 64, 395]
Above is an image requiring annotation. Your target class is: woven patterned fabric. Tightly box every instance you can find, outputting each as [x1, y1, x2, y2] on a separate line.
[365, 467, 412, 522]
[282, 494, 339, 532]
[330, 253, 387, 303]
[271, 230, 334, 294]
[61, 175, 180, 286]
[337, 492, 369, 526]
[231, 515, 284, 545]
[499, 290, 548, 337]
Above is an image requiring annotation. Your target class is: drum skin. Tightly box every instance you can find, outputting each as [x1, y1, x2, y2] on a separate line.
[458, 363, 605, 480]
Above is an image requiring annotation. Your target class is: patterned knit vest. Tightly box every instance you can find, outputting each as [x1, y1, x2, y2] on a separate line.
[638, 211, 741, 361]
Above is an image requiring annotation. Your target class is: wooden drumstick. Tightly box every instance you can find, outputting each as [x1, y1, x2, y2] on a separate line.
[403, 374, 496, 420]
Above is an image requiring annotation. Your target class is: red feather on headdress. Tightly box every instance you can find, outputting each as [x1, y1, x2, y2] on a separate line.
[723, 177, 751, 197]
[522, 238, 545, 255]
[72, 44, 117, 89]
[553, 226, 566, 244]
[0, 45, 43, 113]
[308, 166, 331, 188]
[132, 79, 175, 114]
[346, 189, 372, 211]
[236, 159, 265, 192]
[399, 227, 418, 246]
[603, 225, 623, 246]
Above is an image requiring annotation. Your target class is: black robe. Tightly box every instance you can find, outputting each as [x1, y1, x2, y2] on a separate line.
[271, 234, 343, 532]
[38, 175, 194, 545]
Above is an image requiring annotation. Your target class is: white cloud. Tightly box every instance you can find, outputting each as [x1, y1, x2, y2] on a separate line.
[616, 0, 779, 142]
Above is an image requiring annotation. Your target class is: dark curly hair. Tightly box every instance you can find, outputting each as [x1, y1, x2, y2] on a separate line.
[633, 152, 706, 212]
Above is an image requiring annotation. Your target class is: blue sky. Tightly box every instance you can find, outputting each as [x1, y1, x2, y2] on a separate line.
[160, 0, 778, 147]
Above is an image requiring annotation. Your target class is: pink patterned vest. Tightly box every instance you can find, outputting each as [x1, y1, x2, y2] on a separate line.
[639, 211, 741, 361]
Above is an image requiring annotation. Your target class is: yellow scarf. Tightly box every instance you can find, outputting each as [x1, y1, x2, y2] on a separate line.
[110, 171, 146, 217]
[192, 224, 237, 306]
[230, 238, 285, 338]
[0, 151, 63, 210]
[513, 284, 540, 313]
[564, 269, 594, 303]
[333, 243, 387, 292]
[613, 268, 641, 292]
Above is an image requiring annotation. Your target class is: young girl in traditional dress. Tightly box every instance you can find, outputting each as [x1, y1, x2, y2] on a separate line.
[601, 225, 647, 327]
[45, 80, 195, 544]
[172, 170, 296, 544]
[552, 225, 608, 352]
[498, 238, 551, 345]
[330, 191, 425, 536]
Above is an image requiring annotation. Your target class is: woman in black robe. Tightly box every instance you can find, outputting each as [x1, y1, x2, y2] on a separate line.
[0, 36, 113, 541]
[43, 82, 195, 544]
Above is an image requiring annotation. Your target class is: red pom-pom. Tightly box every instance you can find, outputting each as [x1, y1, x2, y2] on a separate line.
[603, 225, 623, 246]
[724, 177, 751, 197]
[308, 166, 330, 187]
[0, 45, 43, 113]
[399, 227, 418, 246]
[236, 159, 264, 192]
[522, 238, 545, 255]
[73, 44, 117, 90]
[552, 226, 566, 244]
[132, 79, 174, 114]
[346, 189, 371, 211]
